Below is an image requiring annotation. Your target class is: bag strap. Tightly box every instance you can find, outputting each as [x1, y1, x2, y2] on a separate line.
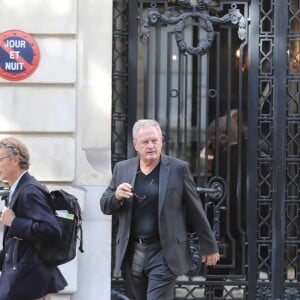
[78, 221, 84, 253]
[8, 186, 22, 209]
[8, 181, 49, 268]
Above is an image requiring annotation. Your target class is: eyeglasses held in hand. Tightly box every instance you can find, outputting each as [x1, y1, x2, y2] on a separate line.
[133, 179, 154, 200]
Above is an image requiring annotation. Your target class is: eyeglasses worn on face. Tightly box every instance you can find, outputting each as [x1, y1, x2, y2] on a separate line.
[137, 139, 161, 147]
[0, 156, 10, 163]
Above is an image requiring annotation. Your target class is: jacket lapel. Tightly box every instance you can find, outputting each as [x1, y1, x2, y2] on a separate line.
[3, 172, 31, 243]
[127, 157, 139, 185]
[125, 157, 139, 218]
[158, 155, 171, 215]
[8, 172, 32, 209]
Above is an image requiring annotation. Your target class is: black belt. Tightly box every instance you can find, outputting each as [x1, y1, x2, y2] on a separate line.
[135, 237, 160, 245]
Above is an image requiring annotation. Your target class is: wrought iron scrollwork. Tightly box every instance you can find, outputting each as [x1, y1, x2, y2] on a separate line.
[197, 177, 226, 240]
[187, 232, 202, 277]
[139, 2, 247, 55]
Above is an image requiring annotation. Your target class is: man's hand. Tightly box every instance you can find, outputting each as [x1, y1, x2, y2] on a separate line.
[202, 253, 220, 266]
[115, 183, 134, 201]
[0, 207, 16, 227]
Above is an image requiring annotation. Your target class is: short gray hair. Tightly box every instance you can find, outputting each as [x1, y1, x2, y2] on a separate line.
[0, 136, 30, 170]
[132, 119, 162, 139]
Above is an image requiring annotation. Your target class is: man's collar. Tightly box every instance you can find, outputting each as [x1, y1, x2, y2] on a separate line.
[10, 171, 28, 196]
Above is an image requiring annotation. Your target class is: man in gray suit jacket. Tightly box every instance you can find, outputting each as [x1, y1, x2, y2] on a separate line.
[101, 119, 219, 300]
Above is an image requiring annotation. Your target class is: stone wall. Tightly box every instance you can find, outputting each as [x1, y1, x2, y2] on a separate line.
[0, 0, 113, 299]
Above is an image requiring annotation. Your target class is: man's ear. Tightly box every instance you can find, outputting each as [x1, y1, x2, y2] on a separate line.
[133, 139, 137, 150]
[12, 156, 20, 166]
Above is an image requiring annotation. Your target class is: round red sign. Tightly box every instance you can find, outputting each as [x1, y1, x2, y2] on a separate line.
[0, 30, 40, 81]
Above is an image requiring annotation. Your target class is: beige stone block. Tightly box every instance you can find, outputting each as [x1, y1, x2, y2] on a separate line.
[0, 135, 75, 181]
[35, 38, 76, 83]
[29, 136, 75, 181]
[0, 0, 76, 34]
[0, 37, 77, 84]
[0, 87, 75, 132]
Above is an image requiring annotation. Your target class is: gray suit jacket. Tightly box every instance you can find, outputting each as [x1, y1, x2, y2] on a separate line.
[100, 154, 218, 275]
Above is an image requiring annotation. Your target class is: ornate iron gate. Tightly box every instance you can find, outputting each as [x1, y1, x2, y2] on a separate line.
[247, 1, 300, 299]
[111, 1, 300, 299]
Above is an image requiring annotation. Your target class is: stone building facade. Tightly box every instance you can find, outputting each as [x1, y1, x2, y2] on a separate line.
[0, 0, 112, 299]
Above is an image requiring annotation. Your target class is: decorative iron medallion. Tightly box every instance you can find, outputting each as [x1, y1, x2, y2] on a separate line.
[140, 1, 246, 56]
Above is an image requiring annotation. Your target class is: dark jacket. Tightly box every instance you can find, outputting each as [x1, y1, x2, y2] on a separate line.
[100, 154, 219, 276]
[0, 172, 67, 300]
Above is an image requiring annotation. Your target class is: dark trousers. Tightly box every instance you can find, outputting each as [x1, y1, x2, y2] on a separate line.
[126, 241, 176, 300]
